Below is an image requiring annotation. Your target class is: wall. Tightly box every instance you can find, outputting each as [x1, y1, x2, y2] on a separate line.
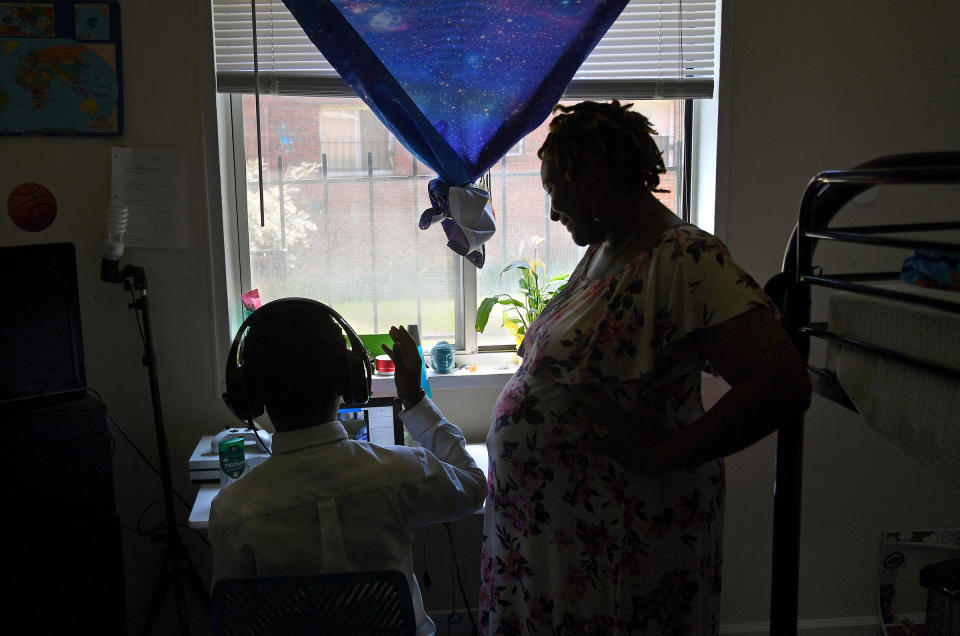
[0, 2, 228, 632]
[716, 0, 960, 631]
[2, 0, 959, 633]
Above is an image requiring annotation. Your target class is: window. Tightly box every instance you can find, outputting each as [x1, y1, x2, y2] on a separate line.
[231, 93, 458, 349]
[223, 94, 687, 351]
[211, 1, 717, 353]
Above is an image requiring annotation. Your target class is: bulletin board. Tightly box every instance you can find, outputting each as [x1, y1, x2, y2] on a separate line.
[0, 1, 123, 135]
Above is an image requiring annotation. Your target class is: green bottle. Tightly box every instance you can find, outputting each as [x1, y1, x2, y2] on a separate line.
[218, 437, 246, 485]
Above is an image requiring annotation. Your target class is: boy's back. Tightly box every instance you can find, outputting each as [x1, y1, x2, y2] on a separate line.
[210, 398, 485, 636]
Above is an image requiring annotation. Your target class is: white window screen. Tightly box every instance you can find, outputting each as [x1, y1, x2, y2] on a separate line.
[212, 1, 716, 99]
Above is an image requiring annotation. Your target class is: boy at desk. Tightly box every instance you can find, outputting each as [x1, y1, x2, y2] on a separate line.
[208, 300, 485, 636]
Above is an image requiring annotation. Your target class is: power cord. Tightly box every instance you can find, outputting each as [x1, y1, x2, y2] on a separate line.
[129, 287, 146, 347]
[129, 498, 163, 537]
[421, 522, 477, 632]
[120, 502, 211, 548]
[86, 387, 197, 513]
[182, 523, 212, 547]
[443, 522, 477, 633]
[91, 384, 267, 548]
[244, 418, 272, 455]
[102, 413, 118, 459]
[446, 529, 463, 635]
[422, 525, 432, 591]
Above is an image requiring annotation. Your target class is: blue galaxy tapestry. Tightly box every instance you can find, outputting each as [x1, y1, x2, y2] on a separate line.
[281, 0, 627, 265]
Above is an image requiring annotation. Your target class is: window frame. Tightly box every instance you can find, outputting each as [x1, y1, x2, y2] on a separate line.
[217, 93, 694, 355]
[217, 93, 692, 356]
[198, 3, 720, 399]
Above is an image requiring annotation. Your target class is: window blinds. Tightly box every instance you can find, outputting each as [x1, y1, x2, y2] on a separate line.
[211, 0, 716, 99]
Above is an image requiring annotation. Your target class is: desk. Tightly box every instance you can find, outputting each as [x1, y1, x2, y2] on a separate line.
[188, 443, 489, 529]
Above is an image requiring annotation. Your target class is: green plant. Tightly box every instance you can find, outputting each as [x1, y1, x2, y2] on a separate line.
[475, 239, 570, 348]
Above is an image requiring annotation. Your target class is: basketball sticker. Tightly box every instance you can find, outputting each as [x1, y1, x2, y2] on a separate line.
[8, 183, 58, 232]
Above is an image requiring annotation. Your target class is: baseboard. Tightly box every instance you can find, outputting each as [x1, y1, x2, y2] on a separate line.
[721, 613, 922, 636]
[428, 609, 480, 636]
[431, 610, 906, 636]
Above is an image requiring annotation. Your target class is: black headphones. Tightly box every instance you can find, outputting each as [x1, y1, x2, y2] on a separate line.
[222, 297, 372, 424]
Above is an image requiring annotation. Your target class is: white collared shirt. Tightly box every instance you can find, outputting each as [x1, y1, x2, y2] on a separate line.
[209, 397, 486, 636]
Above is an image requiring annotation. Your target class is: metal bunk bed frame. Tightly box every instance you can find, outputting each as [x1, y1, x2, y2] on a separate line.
[763, 151, 960, 635]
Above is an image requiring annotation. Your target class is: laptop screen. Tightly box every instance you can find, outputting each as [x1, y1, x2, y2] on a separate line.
[0, 243, 86, 407]
[339, 396, 405, 446]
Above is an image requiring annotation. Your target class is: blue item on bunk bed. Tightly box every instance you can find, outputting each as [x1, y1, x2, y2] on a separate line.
[901, 249, 960, 291]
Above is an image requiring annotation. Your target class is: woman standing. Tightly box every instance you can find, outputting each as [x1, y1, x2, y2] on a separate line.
[479, 101, 811, 635]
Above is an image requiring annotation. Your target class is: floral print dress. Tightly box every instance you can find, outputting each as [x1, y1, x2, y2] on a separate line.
[480, 226, 774, 635]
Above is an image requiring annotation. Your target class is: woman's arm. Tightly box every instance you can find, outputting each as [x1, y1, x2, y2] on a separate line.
[623, 307, 811, 472]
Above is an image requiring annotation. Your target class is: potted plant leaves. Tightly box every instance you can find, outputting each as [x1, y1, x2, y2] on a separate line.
[475, 238, 570, 351]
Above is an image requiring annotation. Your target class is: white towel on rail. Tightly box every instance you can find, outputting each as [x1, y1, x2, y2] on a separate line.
[828, 284, 960, 488]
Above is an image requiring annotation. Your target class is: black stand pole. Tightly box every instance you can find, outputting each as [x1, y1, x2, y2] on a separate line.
[769, 418, 803, 636]
[109, 265, 210, 635]
[766, 255, 812, 636]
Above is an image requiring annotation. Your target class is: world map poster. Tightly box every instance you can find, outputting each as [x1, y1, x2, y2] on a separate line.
[0, 2, 123, 135]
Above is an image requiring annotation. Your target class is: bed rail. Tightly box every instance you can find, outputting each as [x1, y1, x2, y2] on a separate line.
[768, 151, 960, 636]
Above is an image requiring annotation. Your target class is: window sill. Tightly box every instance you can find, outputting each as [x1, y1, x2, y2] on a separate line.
[370, 352, 519, 395]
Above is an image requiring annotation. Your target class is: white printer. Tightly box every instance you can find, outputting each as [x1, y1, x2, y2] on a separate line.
[188, 427, 272, 483]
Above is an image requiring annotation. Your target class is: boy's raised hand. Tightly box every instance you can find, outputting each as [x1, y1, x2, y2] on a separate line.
[381, 325, 422, 402]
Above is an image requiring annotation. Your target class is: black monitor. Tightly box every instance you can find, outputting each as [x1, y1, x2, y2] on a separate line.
[0, 242, 87, 412]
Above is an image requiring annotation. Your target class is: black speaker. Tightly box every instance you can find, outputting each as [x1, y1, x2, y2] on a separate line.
[222, 298, 371, 423]
[10, 396, 125, 634]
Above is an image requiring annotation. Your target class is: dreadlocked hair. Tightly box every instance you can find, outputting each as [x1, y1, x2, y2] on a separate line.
[537, 100, 667, 194]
